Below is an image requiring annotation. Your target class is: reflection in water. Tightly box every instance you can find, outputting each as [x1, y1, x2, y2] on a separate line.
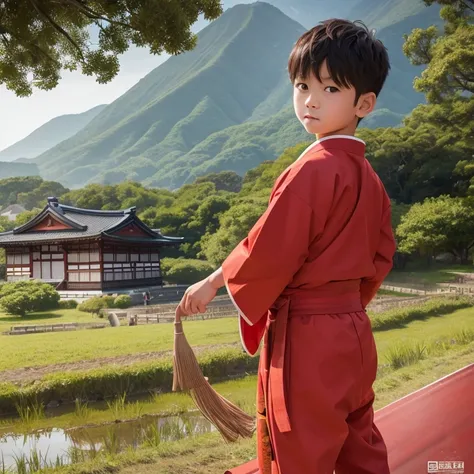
[0, 414, 215, 471]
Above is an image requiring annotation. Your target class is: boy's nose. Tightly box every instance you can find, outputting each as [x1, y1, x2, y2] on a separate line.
[305, 97, 319, 109]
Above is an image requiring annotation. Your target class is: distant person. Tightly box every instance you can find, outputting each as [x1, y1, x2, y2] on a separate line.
[176, 19, 395, 474]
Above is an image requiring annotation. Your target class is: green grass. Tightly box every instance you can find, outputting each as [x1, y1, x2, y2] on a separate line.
[387, 263, 474, 286]
[374, 305, 474, 364]
[1, 303, 473, 435]
[0, 377, 257, 436]
[0, 296, 471, 373]
[0, 309, 95, 334]
[0, 347, 259, 416]
[0, 316, 241, 372]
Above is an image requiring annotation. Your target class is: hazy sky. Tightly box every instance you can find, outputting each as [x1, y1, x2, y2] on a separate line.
[0, 47, 168, 152]
[0, 1, 257, 152]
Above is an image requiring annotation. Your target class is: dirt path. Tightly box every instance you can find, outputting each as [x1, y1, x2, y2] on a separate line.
[0, 342, 241, 386]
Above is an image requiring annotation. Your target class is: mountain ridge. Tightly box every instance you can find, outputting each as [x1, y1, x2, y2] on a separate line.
[35, 3, 306, 187]
[0, 104, 107, 162]
[28, 0, 439, 189]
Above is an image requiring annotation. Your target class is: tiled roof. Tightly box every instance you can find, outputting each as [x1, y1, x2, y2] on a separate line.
[0, 198, 183, 245]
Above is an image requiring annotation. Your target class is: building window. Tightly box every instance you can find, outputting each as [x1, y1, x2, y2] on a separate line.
[6, 249, 31, 281]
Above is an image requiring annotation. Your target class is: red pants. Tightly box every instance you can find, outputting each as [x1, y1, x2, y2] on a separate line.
[257, 285, 390, 474]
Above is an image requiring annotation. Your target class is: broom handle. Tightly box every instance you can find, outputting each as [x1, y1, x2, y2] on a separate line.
[175, 306, 184, 324]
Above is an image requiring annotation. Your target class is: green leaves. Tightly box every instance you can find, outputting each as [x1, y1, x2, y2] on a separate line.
[396, 195, 474, 261]
[403, 0, 474, 102]
[0, 0, 223, 96]
[0, 280, 60, 316]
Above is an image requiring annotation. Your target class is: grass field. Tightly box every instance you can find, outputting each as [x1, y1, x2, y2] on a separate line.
[388, 263, 474, 286]
[0, 309, 94, 334]
[0, 312, 240, 372]
[374, 305, 474, 363]
[0, 302, 472, 435]
[0, 297, 473, 374]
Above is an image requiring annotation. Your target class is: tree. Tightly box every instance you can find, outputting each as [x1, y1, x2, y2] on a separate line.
[15, 209, 42, 227]
[194, 171, 243, 193]
[160, 258, 215, 285]
[0, 0, 223, 97]
[357, 123, 468, 204]
[17, 180, 69, 210]
[199, 199, 267, 265]
[396, 195, 474, 264]
[403, 0, 473, 102]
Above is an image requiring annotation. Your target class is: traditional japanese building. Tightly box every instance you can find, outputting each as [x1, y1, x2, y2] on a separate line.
[0, 197, 183, 291]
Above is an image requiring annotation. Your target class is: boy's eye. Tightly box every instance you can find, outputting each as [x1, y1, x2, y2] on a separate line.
[295, 82, 308, 91]
[325, 86, 339, 93]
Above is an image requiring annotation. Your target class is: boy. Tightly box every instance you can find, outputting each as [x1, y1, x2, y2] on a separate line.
[177, 18, 396, 474]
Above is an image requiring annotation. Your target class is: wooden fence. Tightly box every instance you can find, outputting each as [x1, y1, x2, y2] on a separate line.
[381, 283, 474, 296]
[124, 305, 238, 326]
[4, 322, 107, 336]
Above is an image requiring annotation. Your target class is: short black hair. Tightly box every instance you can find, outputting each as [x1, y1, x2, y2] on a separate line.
[288, 19, 390, 104]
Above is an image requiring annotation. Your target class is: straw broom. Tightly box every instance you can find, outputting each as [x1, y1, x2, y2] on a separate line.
[172, 307, 256, 443]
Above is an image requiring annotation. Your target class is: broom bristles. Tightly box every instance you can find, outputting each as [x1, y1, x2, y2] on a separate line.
[173, 310, 256, 442]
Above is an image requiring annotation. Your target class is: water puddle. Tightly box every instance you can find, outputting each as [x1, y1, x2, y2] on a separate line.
[0, 413, 215, 471]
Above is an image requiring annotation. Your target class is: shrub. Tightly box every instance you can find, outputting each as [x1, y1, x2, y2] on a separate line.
[77, 297, 108, 315]
[114, 294, 132, 309]
[102, 295, 116, 308]
[58, 299, 79, 309]
[0, 280, 60, 316]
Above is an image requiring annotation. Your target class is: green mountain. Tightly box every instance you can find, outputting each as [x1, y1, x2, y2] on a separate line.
[225, 0, 434, 31]
[35, 3, 306, 188]
[348, 0, 432, 30]
[145, 106, 309, 188]
[0, 162, 39, 179]
[35, 1, 440, 189]
[0, 104, 107, 162]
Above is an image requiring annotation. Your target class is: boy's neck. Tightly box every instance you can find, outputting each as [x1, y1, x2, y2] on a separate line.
[316, 132, 356, 141]
[316, 121, 358, 140]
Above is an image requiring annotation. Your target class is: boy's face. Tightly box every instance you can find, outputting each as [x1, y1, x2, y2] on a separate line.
[292, 60, 375, 138]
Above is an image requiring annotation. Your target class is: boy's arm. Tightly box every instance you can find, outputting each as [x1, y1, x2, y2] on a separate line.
[360, 202, 397, 309]
[219, 186, 316, 326]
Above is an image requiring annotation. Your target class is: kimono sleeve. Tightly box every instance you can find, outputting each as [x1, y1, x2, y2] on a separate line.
[221, 186, 314, 327]
[360, 203, 397, 309]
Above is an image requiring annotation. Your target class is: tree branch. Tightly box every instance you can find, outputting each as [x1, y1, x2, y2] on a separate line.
[459, 0, 474, 14]
[27, 0, 85, 60]
[61, 0, 140, 31]
[455, 67, 474, 91]
[452, 69, 474, 93]
[0, 23, 59, 65]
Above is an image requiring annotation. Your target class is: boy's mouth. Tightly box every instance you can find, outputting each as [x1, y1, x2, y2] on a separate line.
[304, 114, 318, 120]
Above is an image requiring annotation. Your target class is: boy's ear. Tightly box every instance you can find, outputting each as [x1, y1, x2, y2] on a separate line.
[356, 92, 376, 118]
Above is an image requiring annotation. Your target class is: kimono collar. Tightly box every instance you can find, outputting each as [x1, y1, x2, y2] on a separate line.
[299, 135, 366, 160]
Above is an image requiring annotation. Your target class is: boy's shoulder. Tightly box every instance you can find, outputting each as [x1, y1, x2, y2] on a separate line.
[280, 144, 346, 186]
[270, 146, 343, 204]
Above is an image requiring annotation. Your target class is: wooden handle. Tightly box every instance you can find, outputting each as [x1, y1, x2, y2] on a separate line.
[175, 306, 184, 324]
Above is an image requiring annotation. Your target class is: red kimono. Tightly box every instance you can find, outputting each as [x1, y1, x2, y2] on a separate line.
[221, 136, 396, 474]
